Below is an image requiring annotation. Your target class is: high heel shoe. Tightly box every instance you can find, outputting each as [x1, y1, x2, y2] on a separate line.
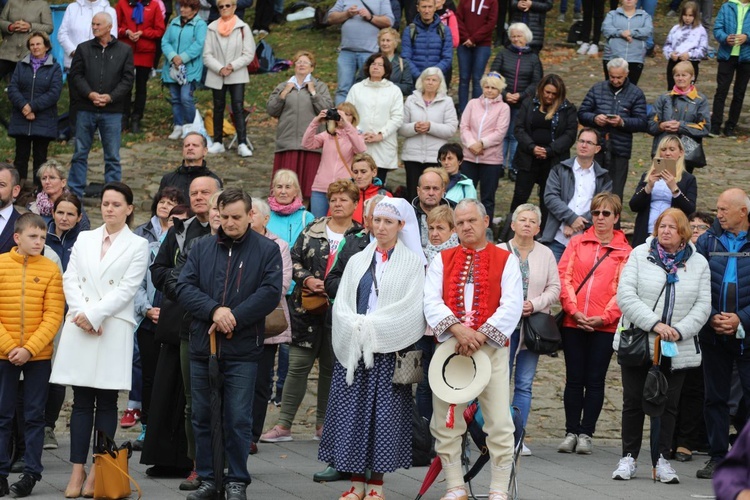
[81, 470, 95, 498]
[64, 472, 86, 498]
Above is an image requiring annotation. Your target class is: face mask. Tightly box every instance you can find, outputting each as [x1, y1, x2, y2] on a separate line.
[661, 340, 679, 358]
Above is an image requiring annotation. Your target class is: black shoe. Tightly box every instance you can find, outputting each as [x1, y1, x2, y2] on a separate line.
[724, 126, 737, 138]
[674, 450, 692, 462]
[696, 459, 720, 479]
[179, 470, 201, 491]
[508, 169, 517, 182]
[708, 127, 722, 138]
[130, 116, 142, 134]
[186, 480, 216, 500]
[271, 12, 286, 24]
[646, 46, 655, 57]
[131, 438, 144, 452]
[146, 465, 191, 478]
[0, 477, 8, 497]
[249, 442, 258, 455]
[313, 465, 350, 483]
[225, 482, 247, 500]
[9, 460, 24, 475]
[9, 474, 36, 498]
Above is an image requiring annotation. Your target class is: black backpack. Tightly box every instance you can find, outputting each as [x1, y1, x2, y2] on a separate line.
[567, 20, 583, 44]
[408, 21, 445, 43]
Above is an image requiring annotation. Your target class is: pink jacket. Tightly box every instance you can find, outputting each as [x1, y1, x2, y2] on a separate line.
[302, 118, 367, 193]
[265, 230, 293, 345]
[460, 95, 510, 165]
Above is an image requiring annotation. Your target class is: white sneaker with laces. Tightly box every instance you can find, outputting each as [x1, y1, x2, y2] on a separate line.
[612, 454, 637, 480]
[208, 142, 225, 154]
[168, 125, 183, 140]
[577, 42, 591, 55]
[558, 433, 578, 453]
[521, 443, 532, 456]
[656, 455, 680, 483]
[587, 44, 599, 55]
[238, 144, 253, 157]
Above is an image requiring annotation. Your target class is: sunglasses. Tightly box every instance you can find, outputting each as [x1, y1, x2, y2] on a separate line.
[591, 210, 613, 218]
[218, 3, 232, 8]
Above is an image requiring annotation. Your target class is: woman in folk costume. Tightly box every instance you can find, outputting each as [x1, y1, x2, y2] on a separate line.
[320, 197, 427, 500]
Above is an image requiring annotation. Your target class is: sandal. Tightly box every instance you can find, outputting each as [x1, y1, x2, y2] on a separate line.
[441, 487, 468, 500]
[364, 489, 385, 500]
[488, 491, 509, 500]
[339, 486, 365, 500]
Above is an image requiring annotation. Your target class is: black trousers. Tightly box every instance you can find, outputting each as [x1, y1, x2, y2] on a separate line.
[404, 161, 438, 202]
[212, 84, 246, 144]
[494, 0, 510, 46]
[712, 56, 750, 131]
[672, 365, 708, 452]
[124, 66, 151, 124]
[595, 149, 629, 202]
[376, 167, 390, 185]
[510, 164, 552, 231]
[253, 0, 275, 31]
[13, 136, 51, 186]
[70, 387, 118, 464]
[252, 344, 278, 442]
[137, 324, 160, 425]
[603, 60, 644, 86]
[666, 59, 701, 91]
[45, 383, 66, 429]
[0, 60, 16, 82]
[581, 0, 605, 45]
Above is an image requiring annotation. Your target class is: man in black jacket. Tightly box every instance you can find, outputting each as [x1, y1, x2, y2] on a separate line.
[158, 132, 223, 201]
[176, 188, 282, 500]
[67, 12, 134, 197]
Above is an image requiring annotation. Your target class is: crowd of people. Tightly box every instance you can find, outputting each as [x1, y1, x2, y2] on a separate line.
[0, 0, 750, 498]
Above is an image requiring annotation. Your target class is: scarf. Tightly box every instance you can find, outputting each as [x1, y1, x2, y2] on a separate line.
[217, 15, 237, 37]
[131, 1, 144, 24]
[268, 196, 304, 215]
[424, 232, 459, 265]
[672, 84, 696, 96]
[651, 238, 690, 284]
[35, 190, 55, 216]
[30, 54, 48, 73]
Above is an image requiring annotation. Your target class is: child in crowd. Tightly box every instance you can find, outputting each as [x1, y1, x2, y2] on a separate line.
[0, 213, 64, 498]
[662, 1, 708, 90]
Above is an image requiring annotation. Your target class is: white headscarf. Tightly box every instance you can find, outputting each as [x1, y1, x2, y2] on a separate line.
[373, 197, 427, 267]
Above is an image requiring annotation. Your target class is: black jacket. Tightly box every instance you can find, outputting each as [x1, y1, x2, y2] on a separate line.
[69, 36, 134, 114]
[325, 230, 371, 301]
[176, 227, 283, 361]
[158, 161, 223, 202]
[508, 0, 552, 51]
[578, 78, 648, 159]
[513, 97, 577, 172]
[629, 171, 697, 247]
[489, 46, 543, 107]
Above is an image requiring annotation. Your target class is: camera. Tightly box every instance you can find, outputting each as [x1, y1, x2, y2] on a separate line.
[325, 108, 341, 121]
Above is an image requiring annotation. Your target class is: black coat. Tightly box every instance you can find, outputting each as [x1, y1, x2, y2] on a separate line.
[489, 46, 543, 108]
[508, 0, 553, 51]
[0, 208, 20, 254]
[158, 161, 223, 202]
[629, 171, 697, 247]
[69, 37, 134, 114]
[7, 54, 62, 139]
[513, 97, 578, 172]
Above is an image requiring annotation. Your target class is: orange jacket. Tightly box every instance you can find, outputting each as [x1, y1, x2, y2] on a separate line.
[0, 248, 64, 360]
[558, 228, 631, 333]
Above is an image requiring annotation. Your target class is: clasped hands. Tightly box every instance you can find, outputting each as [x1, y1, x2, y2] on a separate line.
[450, 323, 487, 356]
[88, 92, 111, 107]
[73, 313, 102, 336]
[711, 312, 740, 335]
[572, 312, 604, 332]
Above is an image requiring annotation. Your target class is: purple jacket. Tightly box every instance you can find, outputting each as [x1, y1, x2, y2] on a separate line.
[662, 24, 708, 61]
[713, 423, 750, 499]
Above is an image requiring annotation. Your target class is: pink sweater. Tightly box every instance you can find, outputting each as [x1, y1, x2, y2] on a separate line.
[302, 119, 367, 193]
[460, 94, 510, 165]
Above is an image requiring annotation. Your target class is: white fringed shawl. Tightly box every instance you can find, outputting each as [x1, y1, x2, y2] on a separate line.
[332, 240, 427, 384]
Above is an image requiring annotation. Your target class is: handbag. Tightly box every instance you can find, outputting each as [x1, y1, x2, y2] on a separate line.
[617, 282, 667, 367]
[522, 312, 561, 354]
[264, 301, 288, 337]
[556, 248, 613, 329]
[392, 348, 423, 385]
[643, 336, 669, 417]
[93, 431, 142, 500]
[301, 288, 328, 315]
[680, 135, 706, 169]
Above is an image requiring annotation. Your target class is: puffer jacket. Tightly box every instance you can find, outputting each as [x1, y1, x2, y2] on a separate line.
[267, 77, 333, 153]
[615, 238, 710, 370]
[456, 0, 498, 47]
[399, 90, 459, 163]
[69, 37, 134, 114]
[558, 227, 631, 333]
[264, 230, 292, 345]
[0, 0, 52, 63]
[0, 249, 64, 361]
[7, 55, 62, 139]
[353, 179, 391, 224]
[202, 17, 253, 89]
[116, 0, 165, 67]
[489, 46, 543, 106]
[57, 0, 117, 69]
[578, 78, 648, 159]
[161, 13, 207, 84]
[602, 7, 653, 64]
[508, 0, 552, 52]
[513, 97, 577, 172]
[647, 88, 711, 156]
[714, 0, 750, 63]
[460, 94, 511, 165]
[401, 15, 454, 79]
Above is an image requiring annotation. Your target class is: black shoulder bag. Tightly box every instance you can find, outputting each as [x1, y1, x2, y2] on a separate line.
[617, 281, 667, 367]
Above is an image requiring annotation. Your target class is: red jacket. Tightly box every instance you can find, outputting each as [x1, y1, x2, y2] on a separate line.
[456, 0, 498, 47]
[116, 0, 165, 67]
[558, 227, 631, 333]
[353, 182, 391, 224]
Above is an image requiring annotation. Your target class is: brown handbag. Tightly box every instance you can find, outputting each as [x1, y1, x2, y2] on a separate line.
[301, 289, 328, 315]
[264, 302, 288, 337]
[93, 431, 142, 500]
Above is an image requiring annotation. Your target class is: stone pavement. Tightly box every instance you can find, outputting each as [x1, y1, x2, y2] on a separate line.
[29, 433, 717, 499]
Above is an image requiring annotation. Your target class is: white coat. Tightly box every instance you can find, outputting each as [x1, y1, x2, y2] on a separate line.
[202, 17, 254, 89]
[50, 226, 149, 390]
[57, 0, 118, 70]
[399, 90, 458, 163]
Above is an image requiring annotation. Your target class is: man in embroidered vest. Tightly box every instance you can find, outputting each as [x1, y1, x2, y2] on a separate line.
[424, 198, 523, 500]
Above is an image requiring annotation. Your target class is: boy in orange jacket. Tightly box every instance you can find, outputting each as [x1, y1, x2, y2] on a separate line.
[0, 213, 64, 498]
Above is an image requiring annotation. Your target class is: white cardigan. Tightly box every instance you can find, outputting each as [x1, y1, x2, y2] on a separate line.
[614, 238, 711, 370]
[202, 17, 254, 89]
[50, 226, 149, 390]
[399, 91, 458, 163]
[346, 78, 404, 171]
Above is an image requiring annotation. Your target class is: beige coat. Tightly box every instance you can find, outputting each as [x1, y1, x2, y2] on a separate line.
[202, 16, 254, 89]
[0, 0, 53, 63]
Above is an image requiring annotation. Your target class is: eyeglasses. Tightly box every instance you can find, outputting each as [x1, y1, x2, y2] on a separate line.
[218, 3, 233, 8]
[577, 139, 598, 146]
[690, 224, 709, 231]
[591, 210, 613, 217]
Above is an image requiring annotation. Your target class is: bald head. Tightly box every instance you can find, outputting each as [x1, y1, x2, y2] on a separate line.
[189, 176, 221, 221]
[417, 171, 445, 213]
[716, 188, 750, 235]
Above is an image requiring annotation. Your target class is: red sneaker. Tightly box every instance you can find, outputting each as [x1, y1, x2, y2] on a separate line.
[120, 408, 141, 428]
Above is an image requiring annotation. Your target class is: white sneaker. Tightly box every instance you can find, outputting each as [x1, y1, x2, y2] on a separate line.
[521, 443, 532, 456]
[586, 44, 599, 55]
[207, 142, 225, 154]
[168, 125, 183, 140]
[573, 12, 583, 21]
[237, 144, 253, 157]
[656, 455, 679, 483]
[577, 42, 591, 55]
[252, 29, 260, 35]
[576, 433, 593, 454]
[557, 13, 566, 22]
[612, 454, 637, 480]
[558, 433, 578, 453]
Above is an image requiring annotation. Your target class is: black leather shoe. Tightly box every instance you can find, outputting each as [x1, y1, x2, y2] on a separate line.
[186, 480, 216, 500]
[508, 169, 517, 182]
[9, 473, 36, 498]
[130, 116, 142, 134]
[249, 442, 258, 455]
[225, 482, 247, 500]
[0, 476, 9, 496]
[674, 451, 692, 462]
[313, 465, 350, 483]
[696, 459, 719, 479]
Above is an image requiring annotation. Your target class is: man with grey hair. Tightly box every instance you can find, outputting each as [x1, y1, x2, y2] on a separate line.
[578, 58, 647, 200]
[67, 11, 134, 197]
[424, 197, 523, 500]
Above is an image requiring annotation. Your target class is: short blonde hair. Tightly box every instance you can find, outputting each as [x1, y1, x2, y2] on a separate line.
[326, 179, 359, 202]
[672, 60, 695, 77]
[427, 204, 454, 229]
[378, 27, 400, 45]
[591, 192, 622, 216]
[37, 160, 66, 180]
[337, 102, 360, 128]
[271, 169, 302, 198]
[480, 73, 507, 93]
[352, 153, 378, 173]
[292, 50, 316, 67]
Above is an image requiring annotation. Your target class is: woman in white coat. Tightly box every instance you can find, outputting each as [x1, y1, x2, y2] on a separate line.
[346, 52, 403, 184]
[51, 182, 149, 497]
[399, 67, 458, 202]
[202, 0, 254, 157]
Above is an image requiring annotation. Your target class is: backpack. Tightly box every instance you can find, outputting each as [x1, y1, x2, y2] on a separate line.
[566, 20, 583, 44]
[248, 39, 278, 74]
[408, 21, 445, 43]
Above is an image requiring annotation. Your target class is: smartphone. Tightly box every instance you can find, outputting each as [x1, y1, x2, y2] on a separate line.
[653, 157, 677, 177]
[606, 114, 619, 119]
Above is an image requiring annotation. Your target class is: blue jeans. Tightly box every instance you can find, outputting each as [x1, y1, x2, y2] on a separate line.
[0, 360, 50, 480]
[336, 50, 372, 105]
[168, 82, 197, 126]
[559, 0, 582, 14]
[129, 330, 142, 406]
[460, 160, 501, 218]
[636, 0, 655, 50]
[457, 45, 492, 115]
[191, 359, 258, 484]
[545, 240, 567, 263]
[502, 106, 519, 172]
[416, 335, 437, 420]
[68, 110, 123, 197]
[310, 191, 329, 218]
[509, 328, 540, 428]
